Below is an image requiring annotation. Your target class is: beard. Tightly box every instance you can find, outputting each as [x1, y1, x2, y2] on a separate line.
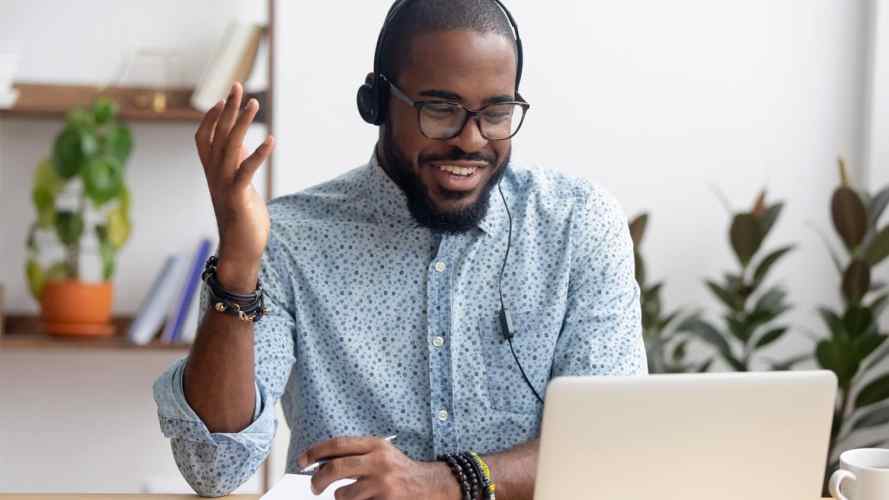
[379, 126, 509, 234]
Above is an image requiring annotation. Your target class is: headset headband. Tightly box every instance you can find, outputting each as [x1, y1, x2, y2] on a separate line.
[372, 0, 524, 90]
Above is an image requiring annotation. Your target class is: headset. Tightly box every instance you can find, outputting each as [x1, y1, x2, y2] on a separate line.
[358, 0, 543, 406]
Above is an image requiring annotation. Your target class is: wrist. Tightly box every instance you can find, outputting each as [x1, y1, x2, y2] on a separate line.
[215, 256, 260, 294]
[430, 461, 463, 500]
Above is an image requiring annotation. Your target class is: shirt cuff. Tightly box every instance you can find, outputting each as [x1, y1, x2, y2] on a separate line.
[153, 357, 274, 446]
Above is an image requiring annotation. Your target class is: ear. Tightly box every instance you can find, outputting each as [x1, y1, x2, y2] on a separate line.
[365, 72, 376, 85]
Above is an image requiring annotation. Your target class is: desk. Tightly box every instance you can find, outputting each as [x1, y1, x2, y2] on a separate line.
[0, 497, 259, 500]
[0, 496, 833, 499]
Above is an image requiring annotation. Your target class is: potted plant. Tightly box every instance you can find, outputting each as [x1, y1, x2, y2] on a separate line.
[24, 97, 133, 336]
[813, 158, 889, 493]
[680, 190, 807, 371]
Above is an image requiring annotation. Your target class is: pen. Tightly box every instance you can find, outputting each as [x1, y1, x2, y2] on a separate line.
[300, 434, 398, 474]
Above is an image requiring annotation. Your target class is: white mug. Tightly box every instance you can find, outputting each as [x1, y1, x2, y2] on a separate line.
[829, 448, 889, 500]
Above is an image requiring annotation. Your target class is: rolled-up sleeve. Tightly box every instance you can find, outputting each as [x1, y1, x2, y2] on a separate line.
[552, 184, 648, 377]
[152, 229, 297, 497]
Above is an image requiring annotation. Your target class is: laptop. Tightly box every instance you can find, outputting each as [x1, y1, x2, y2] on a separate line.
[534, 370, 837, 500]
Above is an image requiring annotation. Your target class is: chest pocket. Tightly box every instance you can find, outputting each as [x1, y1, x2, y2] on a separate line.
[477, 306, 564, 414]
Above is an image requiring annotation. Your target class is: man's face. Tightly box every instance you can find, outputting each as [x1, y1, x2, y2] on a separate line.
[380, 30, 518, 232]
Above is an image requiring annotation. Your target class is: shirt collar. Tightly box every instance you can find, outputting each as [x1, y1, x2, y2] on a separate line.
[366, 149, 509, 237]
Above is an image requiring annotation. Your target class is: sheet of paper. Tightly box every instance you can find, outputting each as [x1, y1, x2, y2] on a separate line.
[261, 473, 355, 500]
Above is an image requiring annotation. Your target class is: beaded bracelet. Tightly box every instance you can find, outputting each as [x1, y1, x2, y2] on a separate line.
[457, 453, 484, 500]
[469, 451, 496, 500]
[440, 454, 473, 500]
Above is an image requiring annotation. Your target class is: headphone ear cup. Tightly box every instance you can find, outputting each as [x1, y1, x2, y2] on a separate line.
[357, 81, 380, 125]
[375, 81, 390, 125]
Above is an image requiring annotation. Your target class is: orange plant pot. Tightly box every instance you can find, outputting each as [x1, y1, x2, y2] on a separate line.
[40, 280, 114, 336]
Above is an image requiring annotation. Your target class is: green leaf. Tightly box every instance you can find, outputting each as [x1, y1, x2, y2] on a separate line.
[81, 156, 123, 206]
[707, 280, 739, 311]
[832, 187, 869, 250]
[863, 226, 889, 267]
[855, 372, 889, 408]
[99, 238, 115, 281]
[634, 251, 646, 287]
[92, 97, 118, 125]
[54, 211, 84, 246]
[843, 260, 872, 305]
[855, 333, 886, 362]
[816, 339, 858, 389]
[696, 359, 714, 373]
[629, 213, 648, 248]
[852, 405, 889, 431]
[725, 314, 752, 343]
[869, 185, 889, 228]
[679, 317, 743, 369]
[105, 124, 133, 163]
[758, 202, 784, 239]
[25, 259, 45, 300]
[730, 213, 763, 267]
[657, 310, 681, 331]
[819, 307, 847, 338]
[843, 306, 875, 338]
[752, 245, 794, 286]
[754, 287, 788, 314]
[754, 327, 788, 349]
[672, 339, 688, 362]
[106, 203, 130, 249]
[53, 125, 96, 179]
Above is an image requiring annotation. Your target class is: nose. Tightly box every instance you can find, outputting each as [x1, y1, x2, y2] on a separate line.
[448, 115, 488, 153]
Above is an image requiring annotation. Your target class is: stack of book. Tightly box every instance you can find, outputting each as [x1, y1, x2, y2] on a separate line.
[127, 238, 213, 345]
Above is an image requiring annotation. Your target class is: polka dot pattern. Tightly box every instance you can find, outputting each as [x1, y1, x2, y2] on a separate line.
[153, 155, 647, 496]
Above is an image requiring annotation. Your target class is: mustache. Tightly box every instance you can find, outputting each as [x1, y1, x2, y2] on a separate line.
[419, 148, 496, 167]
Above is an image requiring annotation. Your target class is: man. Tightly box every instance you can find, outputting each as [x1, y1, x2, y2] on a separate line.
[153, 0, 647, 498]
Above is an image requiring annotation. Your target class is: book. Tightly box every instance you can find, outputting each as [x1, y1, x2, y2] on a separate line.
[190, 21, 265, 112]
[126, 256, 184, 345]
[160, 238, 212, 344]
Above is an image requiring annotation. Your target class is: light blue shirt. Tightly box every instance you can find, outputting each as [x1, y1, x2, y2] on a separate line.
[153, 154, 647, 496]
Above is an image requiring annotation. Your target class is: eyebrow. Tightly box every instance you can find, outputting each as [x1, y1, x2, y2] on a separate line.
[418, 89, 516, 105]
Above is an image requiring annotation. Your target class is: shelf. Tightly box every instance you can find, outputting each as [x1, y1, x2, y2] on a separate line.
[0, 83, 206, 122]
[0, 315, 190, 352]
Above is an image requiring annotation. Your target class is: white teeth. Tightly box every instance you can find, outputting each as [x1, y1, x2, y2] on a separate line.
[438, 165, 476, 176]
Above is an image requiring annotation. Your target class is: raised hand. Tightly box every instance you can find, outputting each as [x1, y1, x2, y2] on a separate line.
[194, 81, 275, 292]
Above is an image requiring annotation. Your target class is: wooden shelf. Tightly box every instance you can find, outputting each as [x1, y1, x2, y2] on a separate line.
[0, 83, 206, 122]
[0, 315, 190, 352]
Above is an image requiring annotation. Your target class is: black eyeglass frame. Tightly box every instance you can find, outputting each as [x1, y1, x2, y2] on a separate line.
[380, 74, 531, 142]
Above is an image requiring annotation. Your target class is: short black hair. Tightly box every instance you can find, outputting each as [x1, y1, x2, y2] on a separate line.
[379, 0, 518, 83]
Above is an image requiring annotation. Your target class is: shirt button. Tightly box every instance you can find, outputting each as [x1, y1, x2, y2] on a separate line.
[432, 336, 445, 348]
[434, 261, 447, 273]
[437, 409, 449, 422]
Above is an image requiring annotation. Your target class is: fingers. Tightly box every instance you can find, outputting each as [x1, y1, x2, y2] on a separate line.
[210, 82, 244, 168]
[222, 98, 259, 177]
[329, 478, 376, 500]
[299, 436, 380, 470]
[311, 456, 370, 496]
[233, 135, 275, 189]
[195, 101, 224, 169]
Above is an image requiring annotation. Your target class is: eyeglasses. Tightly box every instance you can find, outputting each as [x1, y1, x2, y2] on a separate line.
[381, 74, 530, 141]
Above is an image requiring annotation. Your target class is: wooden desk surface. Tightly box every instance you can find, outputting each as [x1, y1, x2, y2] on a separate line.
[0, 496, 259, 499]
[0, 496, 833, 499]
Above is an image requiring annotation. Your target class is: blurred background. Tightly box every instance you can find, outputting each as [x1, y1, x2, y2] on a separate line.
[0, 0, 887, 495]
